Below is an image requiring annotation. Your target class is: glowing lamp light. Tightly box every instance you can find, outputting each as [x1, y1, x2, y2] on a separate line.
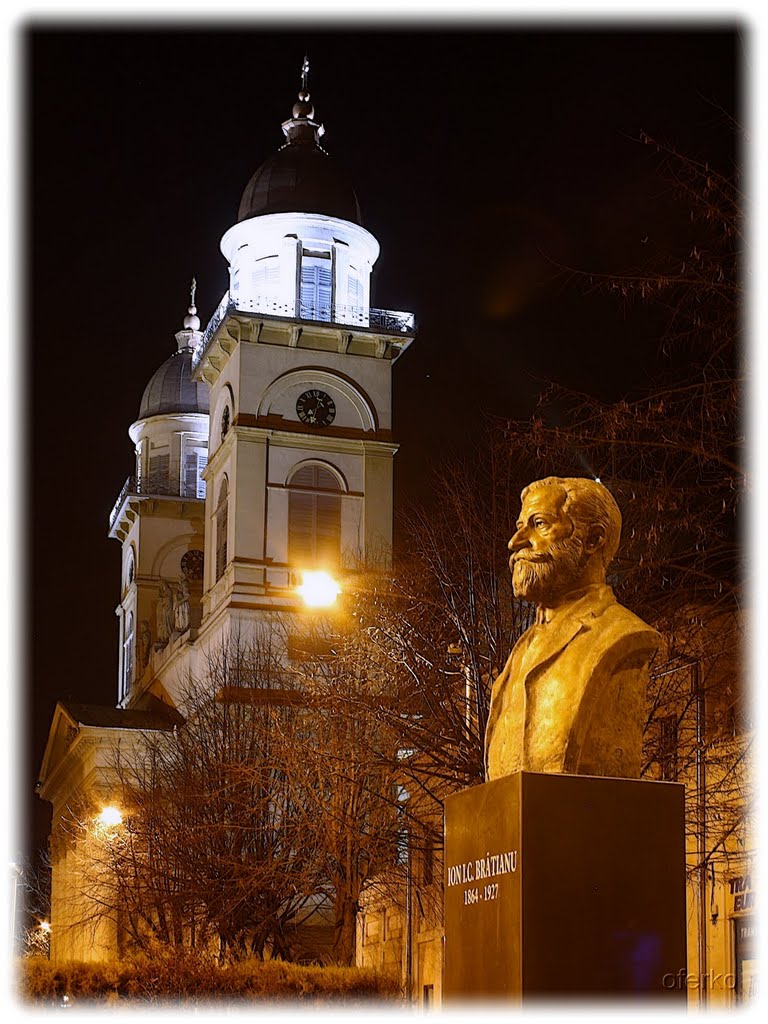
[96, 806, 123, 828]
[297, 570, 341, 608]
[40, 920, 51, 932]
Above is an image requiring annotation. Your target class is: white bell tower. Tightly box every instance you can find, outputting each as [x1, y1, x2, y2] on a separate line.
[193, 64, 414, 632]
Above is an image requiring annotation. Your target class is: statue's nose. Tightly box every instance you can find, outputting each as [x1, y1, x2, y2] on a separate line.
[509, 529, 529, 553]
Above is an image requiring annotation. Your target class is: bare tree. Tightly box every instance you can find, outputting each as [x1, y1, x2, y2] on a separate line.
[495, 134, 748, 882]
[58, 628, 331, 963]
[282, 606, 432, 966]
[17, 849, 52, 957]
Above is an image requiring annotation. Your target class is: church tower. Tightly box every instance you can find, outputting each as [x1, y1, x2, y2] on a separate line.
[192, 69, 414, 640]
[38, 64, 415, 963]
[108, 289, 209, 707]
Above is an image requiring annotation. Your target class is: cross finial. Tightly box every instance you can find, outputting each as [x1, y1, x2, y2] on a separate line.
[181, 275, 201, 337]
[301, 55, 309, 94]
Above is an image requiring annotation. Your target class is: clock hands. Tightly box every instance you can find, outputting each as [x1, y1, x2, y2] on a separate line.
[296, 389, 336, 427]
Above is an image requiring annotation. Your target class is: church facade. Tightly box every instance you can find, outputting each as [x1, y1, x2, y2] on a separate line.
[37, 72, 419, 974]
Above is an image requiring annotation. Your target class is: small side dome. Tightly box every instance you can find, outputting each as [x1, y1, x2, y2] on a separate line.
[139, 350, 209, 420]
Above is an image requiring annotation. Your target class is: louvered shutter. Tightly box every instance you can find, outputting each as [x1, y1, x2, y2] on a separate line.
[216, 480, 228, 581]
[123, 613, 134, 698]
[147, 453, 170, 494]
[196, 453, 208, 498]
[300, 257, 332, 321]
[288, 465, 341, 568]
[315, 493, 341, 566]
[252, 258, 280, 303]
[184, 451, 198, 497]
[288, 490, 315, 566]
[183, 447, 208, 498]
[348, 274, 363, 307]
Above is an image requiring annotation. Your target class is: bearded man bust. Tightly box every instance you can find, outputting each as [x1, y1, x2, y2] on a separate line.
[485, 476, 660, 781]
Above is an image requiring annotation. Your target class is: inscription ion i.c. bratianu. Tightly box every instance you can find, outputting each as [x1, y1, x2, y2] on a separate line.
[447, 850, 518, 888]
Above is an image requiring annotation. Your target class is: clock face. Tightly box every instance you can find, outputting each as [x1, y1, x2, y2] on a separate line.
[296, 389, 336, 427]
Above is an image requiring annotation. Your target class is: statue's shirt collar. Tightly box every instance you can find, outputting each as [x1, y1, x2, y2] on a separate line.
[537, 583, 616, 627]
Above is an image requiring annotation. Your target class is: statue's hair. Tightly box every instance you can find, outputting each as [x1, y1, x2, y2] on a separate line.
[521, 476, 622, 569]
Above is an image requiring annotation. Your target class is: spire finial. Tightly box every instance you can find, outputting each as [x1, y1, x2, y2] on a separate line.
[284, 56, 324, 144]
[182, 276, 201, 334]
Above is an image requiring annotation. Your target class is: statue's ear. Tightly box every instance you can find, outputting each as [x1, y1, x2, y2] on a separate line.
[584, 523, 606, 555]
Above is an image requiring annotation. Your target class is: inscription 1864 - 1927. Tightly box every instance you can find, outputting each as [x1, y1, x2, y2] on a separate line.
[447, 850, 518, 907]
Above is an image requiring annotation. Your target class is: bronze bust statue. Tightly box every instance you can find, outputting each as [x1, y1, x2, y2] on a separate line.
[485, 477, 659, 780]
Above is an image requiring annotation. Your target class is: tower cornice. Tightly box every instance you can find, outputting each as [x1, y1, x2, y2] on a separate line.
[193, 306, 414, 386]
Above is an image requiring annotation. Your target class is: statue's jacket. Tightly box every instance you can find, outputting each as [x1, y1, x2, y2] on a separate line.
[485, 584, 660, 780]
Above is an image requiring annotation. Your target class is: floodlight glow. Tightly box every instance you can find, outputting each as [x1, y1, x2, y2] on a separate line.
[297, 570, 341, 608]
[96, 806, 123, 828]
[40, 920, 51, 932]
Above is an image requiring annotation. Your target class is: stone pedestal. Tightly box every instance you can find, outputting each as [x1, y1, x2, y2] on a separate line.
[443, 772, 686, 1002]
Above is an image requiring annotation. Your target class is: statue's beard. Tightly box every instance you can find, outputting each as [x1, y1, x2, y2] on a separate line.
[511, 537, 587, 605]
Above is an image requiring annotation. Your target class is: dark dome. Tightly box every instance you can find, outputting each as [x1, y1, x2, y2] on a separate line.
[238, 143, 362, 225]
[139, 350, 209, 419]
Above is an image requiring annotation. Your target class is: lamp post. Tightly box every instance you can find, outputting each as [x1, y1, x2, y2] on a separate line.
[296, 570, 342, 609]
[9, 862, 22, 955]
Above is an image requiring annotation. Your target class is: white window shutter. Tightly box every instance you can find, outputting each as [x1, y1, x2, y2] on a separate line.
[184, 451, 198, 497]
[300, 257, 333, 321]
[196, 453, 208, 499]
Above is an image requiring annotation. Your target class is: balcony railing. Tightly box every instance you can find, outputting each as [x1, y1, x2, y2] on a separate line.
[192, 293, 416, 372]
[109, 475, 204, 530]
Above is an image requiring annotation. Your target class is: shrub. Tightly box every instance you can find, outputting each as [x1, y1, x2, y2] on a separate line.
[17, 953, 403, 1006]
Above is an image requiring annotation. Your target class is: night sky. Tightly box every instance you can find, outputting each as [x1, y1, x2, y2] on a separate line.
[24, 23, 740, 854]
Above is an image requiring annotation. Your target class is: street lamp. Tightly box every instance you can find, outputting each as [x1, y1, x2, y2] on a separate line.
[95, 806, 123, 828]
[296, 570, 341, 608]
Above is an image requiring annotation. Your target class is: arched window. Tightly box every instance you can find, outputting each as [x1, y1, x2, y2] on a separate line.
[288, 464, 342, 569]
[122, 612, 134, 699]
[215, 478, 229, 582]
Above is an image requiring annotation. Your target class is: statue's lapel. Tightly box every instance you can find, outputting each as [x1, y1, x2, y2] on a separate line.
[521, 586, 616, 690]
[520, 617, 586, 687]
